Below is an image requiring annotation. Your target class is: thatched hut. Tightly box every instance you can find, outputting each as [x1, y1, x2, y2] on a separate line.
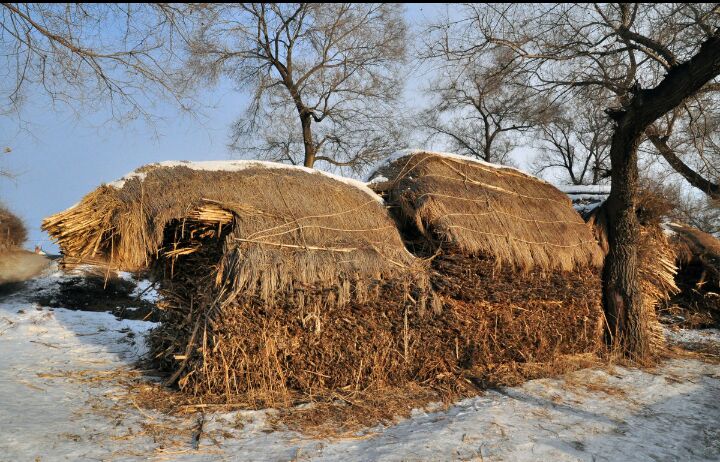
[0, 204, 27, 250]
[45, 161, 445, 405]
[369, 150, 607, 380]
[663, 223, 720, 326]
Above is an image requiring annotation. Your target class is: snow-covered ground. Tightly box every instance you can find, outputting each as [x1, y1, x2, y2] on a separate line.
[1, 270, 719, 461]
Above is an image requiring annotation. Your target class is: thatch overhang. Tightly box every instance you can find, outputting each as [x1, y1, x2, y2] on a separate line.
[368, 150, 604, 272]
[43, 161, 419, 301]
[665, 222, 720, 285]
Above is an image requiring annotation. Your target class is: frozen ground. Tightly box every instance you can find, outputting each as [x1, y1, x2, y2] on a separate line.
[1, 270, 719, 461]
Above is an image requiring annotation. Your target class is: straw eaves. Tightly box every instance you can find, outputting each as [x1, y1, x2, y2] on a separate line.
[42, 162, 418, 301]
[666, 222, 720, 285]
[369, 151, 604, 271]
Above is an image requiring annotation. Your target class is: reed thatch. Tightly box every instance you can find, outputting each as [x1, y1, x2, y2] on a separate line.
[667, 223, 720, 285]
[44, 158, 606, 410]
[0, 205, 27, 250]
[369, 151, 604, 271]
[365, 150, 606, 396]
[662, 223, 720, 327]
[43, 161, 418, 305]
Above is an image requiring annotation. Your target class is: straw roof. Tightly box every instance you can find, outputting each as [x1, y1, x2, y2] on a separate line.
[666, 222, 720, 285]
[368, 150, 604, 271]
[43, 161, 418, 300]
[0, 205, 26, 250]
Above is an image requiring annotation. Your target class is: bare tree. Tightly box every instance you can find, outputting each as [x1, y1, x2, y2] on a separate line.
[185, 3, 407, 171]
[533, 96, 612, 185]
[649, 179, 720, 236]
[680, 198, 720, 236]
[428, 3, 720, 359]
[644, 89, 720, 200]
[0, 3, 193, 122]
[420, 35, 548, 165]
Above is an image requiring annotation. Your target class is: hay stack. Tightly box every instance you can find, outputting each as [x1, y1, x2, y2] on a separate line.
[42, 155, 611, 407]
[370, 151, 604, 269]
[0, 205, 27, 250]
[663, 223, 720, 326]
[45, 161, 450, 405]
[369, 150, 607, 381]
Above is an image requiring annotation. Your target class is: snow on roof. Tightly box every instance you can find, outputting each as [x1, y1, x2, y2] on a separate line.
[660, 221, 685, 237]
[554, 184, 611, 214]
[106, 160, 384, 204]
[555, 184, 612, 195]
[366, 149, 550, 185]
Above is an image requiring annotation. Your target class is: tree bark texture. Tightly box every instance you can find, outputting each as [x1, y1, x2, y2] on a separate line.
[602, 30, 720, 359]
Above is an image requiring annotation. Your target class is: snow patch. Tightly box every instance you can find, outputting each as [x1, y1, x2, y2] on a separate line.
[2, 274, 720, 460]
[367, 175, 389, 185]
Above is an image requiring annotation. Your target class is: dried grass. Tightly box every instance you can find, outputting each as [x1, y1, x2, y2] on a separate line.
[43, 165, 420, 307]
[45, 159, 608, 418]
[370, 151, 604, 271]
[662, 223, 720, 327]
[667, 223, 720, 286]
[143, 211, 605, 408]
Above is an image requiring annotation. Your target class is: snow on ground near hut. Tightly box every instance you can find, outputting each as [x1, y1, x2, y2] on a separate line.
[1, 271, 719, 461]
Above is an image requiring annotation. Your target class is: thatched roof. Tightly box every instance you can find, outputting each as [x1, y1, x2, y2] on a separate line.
[665, 222, 720, 284]
[368, 150, 604, 271]
[0, 205, 27, 250]
[43, 161, 418, 300]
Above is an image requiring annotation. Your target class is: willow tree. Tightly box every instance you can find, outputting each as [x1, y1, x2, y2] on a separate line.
[0, 3, 192, 121]
[532, 94, 612, 186]
[186, 3, 407, 171]
[418, 47, 549, 165]
[428, 3, 720, 359]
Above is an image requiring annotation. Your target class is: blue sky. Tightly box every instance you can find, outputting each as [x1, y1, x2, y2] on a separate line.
[0, 4, 536, 252]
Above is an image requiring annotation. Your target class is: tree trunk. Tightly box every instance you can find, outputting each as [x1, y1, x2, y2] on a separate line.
[602, 127, 647, 359]
[300, 113, 316, 168]
[601, 31, 720, 360]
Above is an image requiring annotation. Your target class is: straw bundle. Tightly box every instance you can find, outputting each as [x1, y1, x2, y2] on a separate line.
[368, 150, 606, 378]
[662, 223, 720, 327]
[667, 223, 720, 286]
